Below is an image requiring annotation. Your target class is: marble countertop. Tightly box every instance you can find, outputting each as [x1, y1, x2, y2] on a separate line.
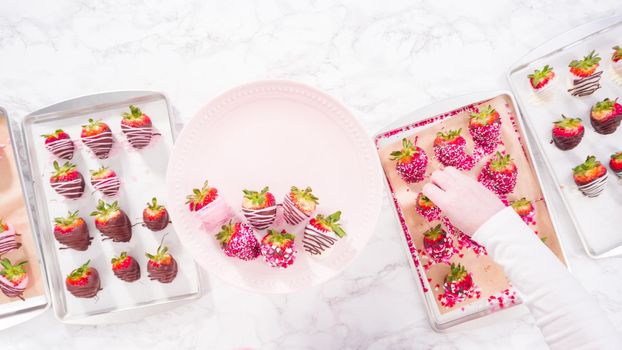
[1, 1, 621, 349]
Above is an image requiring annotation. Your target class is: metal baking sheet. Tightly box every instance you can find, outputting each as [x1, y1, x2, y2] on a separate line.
[21, 91, 202, 324]
[508, 15, 622, 258]
[374, 91, 568, 330]
[0, 108, 49, 330]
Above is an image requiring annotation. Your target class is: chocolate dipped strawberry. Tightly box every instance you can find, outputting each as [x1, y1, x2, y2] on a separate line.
[216, 221, 260, 261]
[90, 200, 132, 242]
[469, 105, 501, 153]
[510, 198, 535, 224]
[50, 161, 85, 199]
[303, 211, 346, 256]
[478, 152, 518, 195]
[590, 98, 622, 135]
[121, 105, 154, 149]
[390, 138, 428, 183]
[187, 180, 233, 232]
[53, 211, 92, 251]
[81, 118, 114, 159]
[573, 155, 608, 197]
[433, 129, 472, 170]
[528, 65, 556, 98]
[241, 186, 277, 230]
[90, 166, 120, 197]
[440, 263, 477, 308]
[609, 151, 622, 178]
[143, 197, 169, 232]
[41, 129, 74, 160]
[415, 192, 441, 222]
[261, 229, 297, 268]
[146, 245, 178, 283]
[0, 259, 28, 300]
[282, 186, 319, 225]
[111, 251, 140, 283]
[552, 116, 584, 150]
[612, 46, 622, 73]
[66, 260, 101, 298]
[422, 224, 454, 263]
[0, 219, 21, 255]
[568, 50, 603, 97]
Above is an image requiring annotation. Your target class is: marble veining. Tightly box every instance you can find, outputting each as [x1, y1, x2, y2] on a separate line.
[1, 1, 621, 349]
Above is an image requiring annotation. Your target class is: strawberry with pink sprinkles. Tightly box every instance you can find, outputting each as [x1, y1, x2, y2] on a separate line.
[422, 224, 455, 264]
[468, 105, 502, 154]
[216, 221, 260, 261]
[415, 193, 441, 222]
[433, 129, 473, 170]
[510, 198, 535, 225]
[390, 138, 428, 183]
[260, 229, 297, 268]
[439, 263, 480, 308]
[478, 152, 518, 195]
[442, 217, 487, 256]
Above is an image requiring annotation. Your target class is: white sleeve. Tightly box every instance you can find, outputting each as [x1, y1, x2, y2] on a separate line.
[472, 207, 621, 350]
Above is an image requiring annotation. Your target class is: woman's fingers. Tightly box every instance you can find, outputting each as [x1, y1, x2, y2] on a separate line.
[422, 182, 449, 209]
[429, 168, 455, 191]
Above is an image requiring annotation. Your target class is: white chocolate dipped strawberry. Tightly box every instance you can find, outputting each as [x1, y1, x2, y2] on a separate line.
[303, 211, 346, 256]
[241, 187, 277, 230]
[282, 186, 319, 225]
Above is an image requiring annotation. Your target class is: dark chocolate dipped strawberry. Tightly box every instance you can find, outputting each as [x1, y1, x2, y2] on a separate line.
[53, 211, 92, 251]
[90, 200, 132, 242]
[216, 221, 260, 261]
[590, 98, 622, 135]
[121, 105, 154, 149]
[469, 105, 501, 153]
[0, 219, 21, 255]
[552, 115, 584, 150]
[111, 251, 140, 283]
[143, 197, 169, 232]
[282, 186, 319, 225]
[478, 152, 518, 195]
[261, 229, 297, 268]
[573, 155, 608, 198]
[422, 224, 454, 263]
[510, 198, 535, 224]
[41, 129, 74, 160]
[50, 161, 85, 199]
[302, 211, 346, 256]
[415, 193, 441, 222]
[390, 138, 428, 183]
[81, 118, 114, 159]
[433, 129, 472, 170]
[65, 260, 101, 298]
[609, 151, 622, 178]
[146, 245, 178, 283]
[90, 166, 120, 197]
[0, 259, 28, 300]
[241, 187, 277, 230]
[440, 263, 477, 308]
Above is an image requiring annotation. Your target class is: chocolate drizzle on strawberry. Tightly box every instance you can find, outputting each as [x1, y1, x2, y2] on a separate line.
[553, 128, 584, 150]
[303, 224, 338, 255]
[121, 125, 155, 149]
[0, 224, 21, 255]
[91, 177, 120, 197]
[45, 138, 74, 160]
[53, 214, 92, 251]
[66, 263, 101, 299]
[577, 172, 608, 198]
[242, 206, 277, 230]
[82, 131, 114, 159]
[91, 200, 132, 242]
[282, 195, 309, 225]
[112, 253, 141, 283]
[147, 257, 177, 283]
[51, 174, 85, 199]
[591, 114, 621, 134]
[568, 71, 603, 97]
[0, 259, 28, 300]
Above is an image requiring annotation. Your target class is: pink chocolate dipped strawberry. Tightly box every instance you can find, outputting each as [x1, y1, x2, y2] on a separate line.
[111, 252, 140, 283]
[187, 180, 233, 232]
[573, 155, 608, 198]
[415, 193, 441, 222]
[146, 244, 178, 283]
[528, 65, 556, 95]
[552, 116, 584, 150]
[143, 197, 169, 232]
[478, 152, 518, 195]
[0, 259, 28, 300]
[53, 211, 92, 251]
[282, 186, 319, 225]
[81, 119, 114, 159]
[0, 219, 21, 255]
[469, 105, 501, 153]
[41, 129, 74, 160]
[50, 161, 85, 199]
[261, 229, 297, 268]
[90, 166, 120, 197]
[433, 129, 472, 170]
[440, 263, 478, 308]
[216, 221, 260, 261]
[90, 200, 132, 242]
[590, 98, 622, 135]
[422, 224, 454, 264]
[510, 198, 535, 224]
[609, 151, 622, 178]
[303, 211, 346, 256]
[241, 187, 277, 230]
[390, 138, 428, 183]
[121, 105, 154, 149]
[65, 260, 101, 298]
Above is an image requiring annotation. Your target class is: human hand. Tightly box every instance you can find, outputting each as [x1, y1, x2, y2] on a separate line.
[422, 166, 505, 236]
